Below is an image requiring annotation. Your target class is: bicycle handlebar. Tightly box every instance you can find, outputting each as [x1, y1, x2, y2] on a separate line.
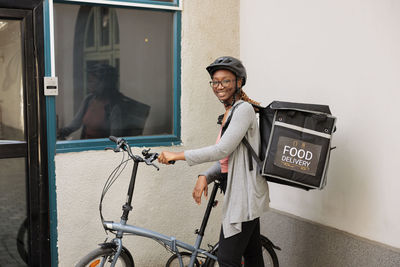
[108, 135, 120, 144]
[109, 136, 127, 147]
[108, 136, 160, 170]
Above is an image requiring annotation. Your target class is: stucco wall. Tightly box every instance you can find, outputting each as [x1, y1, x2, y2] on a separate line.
[55, 1, 240, 266]
[241, 0, 400, 249]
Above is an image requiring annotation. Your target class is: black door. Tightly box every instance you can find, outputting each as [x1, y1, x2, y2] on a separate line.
[0, 1, 50, 266]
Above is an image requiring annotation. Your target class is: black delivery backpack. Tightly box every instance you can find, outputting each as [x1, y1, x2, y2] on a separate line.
[239, 101, 337, 191]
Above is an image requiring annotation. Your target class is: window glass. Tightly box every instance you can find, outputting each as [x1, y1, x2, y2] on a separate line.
[85, 12, 95, 48]
[0, 20, 25, 141]
[54, 4, 174, 141]
[99, 7, 110, 47]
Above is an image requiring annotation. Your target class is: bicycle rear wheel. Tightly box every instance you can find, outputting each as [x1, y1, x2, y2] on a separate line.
[205, 235, 279, 267]
[260, 235, 279, 267]
[75, 246, 134, 267]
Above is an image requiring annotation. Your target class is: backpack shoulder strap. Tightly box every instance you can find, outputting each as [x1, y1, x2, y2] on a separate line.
[219, 101, 263, 172]
[221, 102, 244, 136]
[242, 137, 263, 171]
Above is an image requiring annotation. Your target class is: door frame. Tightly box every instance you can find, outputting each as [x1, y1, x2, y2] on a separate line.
[0, 1, 50, 266]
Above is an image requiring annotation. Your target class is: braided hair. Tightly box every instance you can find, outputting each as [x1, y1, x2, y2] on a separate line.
[239, 89, 261, 110]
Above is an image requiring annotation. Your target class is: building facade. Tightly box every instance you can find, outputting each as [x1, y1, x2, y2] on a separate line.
[0, 0, 399, 266]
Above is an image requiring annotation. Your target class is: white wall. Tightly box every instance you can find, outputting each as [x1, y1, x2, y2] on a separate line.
[241, 0, 400, 249]
[55, 1, 240, 266]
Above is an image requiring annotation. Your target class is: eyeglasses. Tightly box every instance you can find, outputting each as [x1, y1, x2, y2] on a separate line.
[209, 79, 234, 88]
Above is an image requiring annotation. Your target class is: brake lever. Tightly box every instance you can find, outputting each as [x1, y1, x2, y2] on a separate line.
[151, 162, 160, 171]
[143, 153, 160, 171]
[143, 159, 159, 170]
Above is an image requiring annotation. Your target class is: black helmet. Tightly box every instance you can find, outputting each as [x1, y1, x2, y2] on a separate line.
[87, 63, 118, 89]
[87, 63, 117, 78]
[206, 56, 247, 86]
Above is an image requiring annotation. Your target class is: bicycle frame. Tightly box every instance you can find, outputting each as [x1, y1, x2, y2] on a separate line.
[102, 153, 220, 267]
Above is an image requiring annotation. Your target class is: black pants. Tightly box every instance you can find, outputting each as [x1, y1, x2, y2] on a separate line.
[217, 217, 264, 267]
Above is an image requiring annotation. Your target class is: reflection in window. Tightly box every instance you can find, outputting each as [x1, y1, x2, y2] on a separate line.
[84, 11, 94, 48]
[54, 4, 174, 141]
[99, 7, 110, 47]
[0, 20, 25, 141]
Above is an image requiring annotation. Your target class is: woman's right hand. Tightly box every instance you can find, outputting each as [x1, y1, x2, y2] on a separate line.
[158, 151, 185, 165]
[192, 175, 208, 205]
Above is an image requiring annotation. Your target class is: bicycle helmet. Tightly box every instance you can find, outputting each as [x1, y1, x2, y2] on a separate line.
[206, 56, 247, 86]
[87, 63, 119, 91]
[87, 63, 117, 78]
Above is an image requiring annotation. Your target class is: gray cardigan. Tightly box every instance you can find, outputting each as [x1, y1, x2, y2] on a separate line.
[185, 100, 270, 238]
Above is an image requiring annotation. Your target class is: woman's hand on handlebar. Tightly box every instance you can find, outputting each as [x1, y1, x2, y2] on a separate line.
[192, 175, 208, 205]
[158, 151, 185, 165]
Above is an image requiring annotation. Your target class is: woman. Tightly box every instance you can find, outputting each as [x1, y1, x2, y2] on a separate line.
[158, 56, 269, 267]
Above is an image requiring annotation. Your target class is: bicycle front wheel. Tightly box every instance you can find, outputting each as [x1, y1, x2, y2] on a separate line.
[75, 247, 134, 267]
[165, 251, 200, 267]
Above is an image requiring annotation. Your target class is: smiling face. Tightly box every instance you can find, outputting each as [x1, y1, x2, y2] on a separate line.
[211, 69, 242, 104]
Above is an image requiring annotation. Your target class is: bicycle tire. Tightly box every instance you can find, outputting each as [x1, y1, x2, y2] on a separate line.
[260, 235, 279, 267]
[205, 235, 279, 267]
[165, 251, 200, 267]
[75, 246, 134, 267]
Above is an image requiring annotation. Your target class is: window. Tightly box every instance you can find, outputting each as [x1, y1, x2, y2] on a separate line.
[53, 1, 180, 152]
